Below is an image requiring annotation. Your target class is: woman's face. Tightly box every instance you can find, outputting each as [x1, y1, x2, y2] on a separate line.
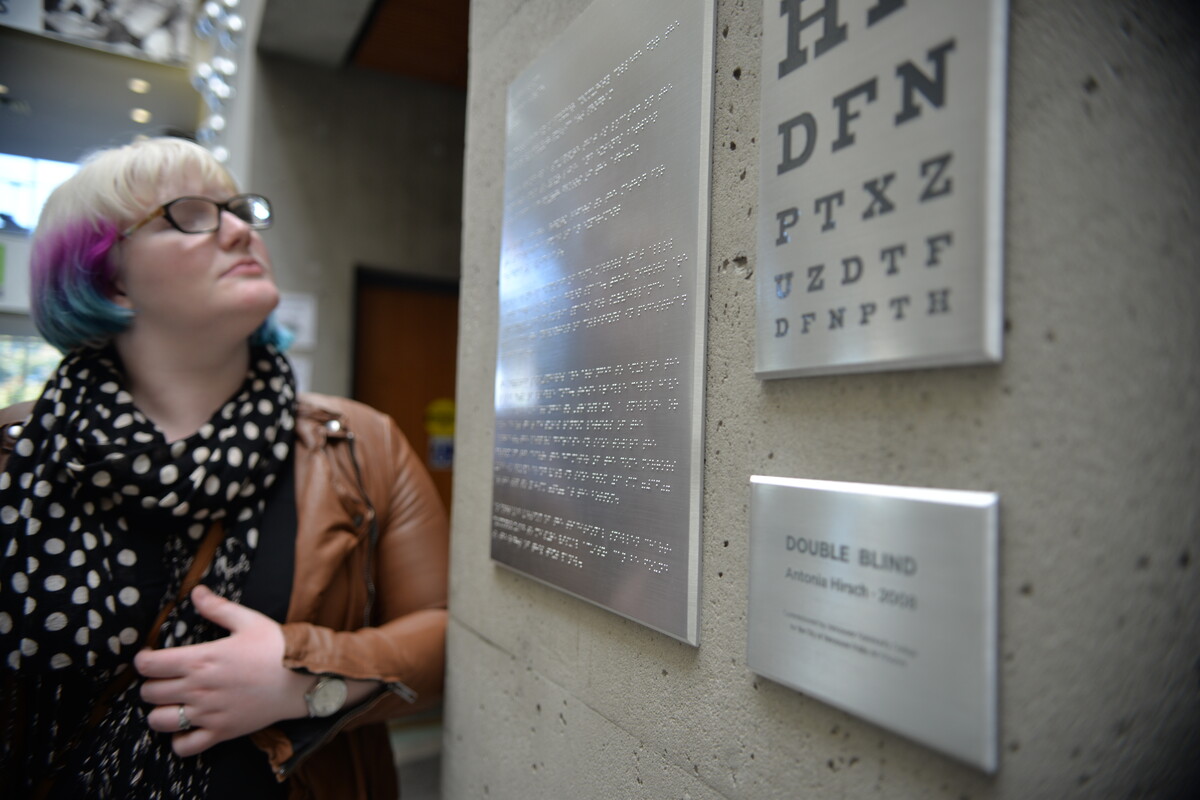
[111, 168, 279, 346]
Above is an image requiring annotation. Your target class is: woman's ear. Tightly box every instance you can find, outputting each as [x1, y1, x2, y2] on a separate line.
[109, 274, 134, 310]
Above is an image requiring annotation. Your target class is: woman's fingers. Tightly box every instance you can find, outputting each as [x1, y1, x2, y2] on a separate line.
[146, 701, 197, 734]
[144, 702, 220, 756]
[171, 727, 218, 758]
[139, 676, 189, 707]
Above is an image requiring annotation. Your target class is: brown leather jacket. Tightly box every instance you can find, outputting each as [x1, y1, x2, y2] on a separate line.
[0, 393, 449, 800]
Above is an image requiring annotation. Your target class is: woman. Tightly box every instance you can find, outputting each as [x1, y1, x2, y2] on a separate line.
[0, 137, 449, 799]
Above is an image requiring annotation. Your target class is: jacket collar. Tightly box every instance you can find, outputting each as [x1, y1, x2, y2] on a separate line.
[295, 393, 353, 451]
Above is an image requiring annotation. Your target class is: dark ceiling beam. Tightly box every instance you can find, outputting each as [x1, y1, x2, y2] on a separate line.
[351, 0, 469, 88]
[257, 0, 377, 66]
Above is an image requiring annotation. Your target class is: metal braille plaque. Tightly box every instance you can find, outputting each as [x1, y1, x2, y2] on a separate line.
[747, 476, 999, 772]
[490, 0, 714, 645]
[756, 0, 1008, 377]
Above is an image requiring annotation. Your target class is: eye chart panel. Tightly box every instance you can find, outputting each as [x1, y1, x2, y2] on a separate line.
[491, 0, 714, 645]
[757, 0, 1008, 378]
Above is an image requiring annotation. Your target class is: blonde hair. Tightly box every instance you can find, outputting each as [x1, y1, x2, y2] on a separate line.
[36, 136, 240, 235]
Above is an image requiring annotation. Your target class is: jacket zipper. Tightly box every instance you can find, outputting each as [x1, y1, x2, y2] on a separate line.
[386, 680, 419, 704]
[345, 432, 379, 626]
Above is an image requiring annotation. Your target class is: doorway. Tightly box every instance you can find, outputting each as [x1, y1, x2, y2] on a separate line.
[352, 268, 459, 513]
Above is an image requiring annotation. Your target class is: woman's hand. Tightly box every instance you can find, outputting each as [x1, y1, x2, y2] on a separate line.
[134, 584, 312, 757]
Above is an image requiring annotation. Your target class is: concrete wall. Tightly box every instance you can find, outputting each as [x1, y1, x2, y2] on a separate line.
[247, 55, 466, 395]
[445, 0, 1199, 798]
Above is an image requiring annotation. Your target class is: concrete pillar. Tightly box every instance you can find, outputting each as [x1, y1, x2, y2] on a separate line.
[446, 1, 1199, 796]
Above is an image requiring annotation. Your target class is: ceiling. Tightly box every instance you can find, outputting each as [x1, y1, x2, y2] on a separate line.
[260, 0, 469, 87]
[0, 25, 200, 163]
[0, 0, 468, 164]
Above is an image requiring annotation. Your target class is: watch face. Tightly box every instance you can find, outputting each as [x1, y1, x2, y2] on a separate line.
[308, 676, 348, 717]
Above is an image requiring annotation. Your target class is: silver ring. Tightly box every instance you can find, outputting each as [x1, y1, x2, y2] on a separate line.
[177, 704, 193, 732]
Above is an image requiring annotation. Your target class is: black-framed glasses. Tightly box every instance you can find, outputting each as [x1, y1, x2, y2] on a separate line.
[121, 193, 272, 238]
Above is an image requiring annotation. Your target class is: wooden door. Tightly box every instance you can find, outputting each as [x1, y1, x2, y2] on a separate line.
[352, 270, 459, 512]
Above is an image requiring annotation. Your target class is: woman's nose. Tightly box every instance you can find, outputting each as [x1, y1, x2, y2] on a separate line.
[217, 208, 253, 245]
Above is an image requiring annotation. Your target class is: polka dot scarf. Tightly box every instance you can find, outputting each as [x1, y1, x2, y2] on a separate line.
[0, 344, 296, 797]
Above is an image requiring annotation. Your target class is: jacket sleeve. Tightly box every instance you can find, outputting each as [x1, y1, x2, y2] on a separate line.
[279, 400, 449, 727]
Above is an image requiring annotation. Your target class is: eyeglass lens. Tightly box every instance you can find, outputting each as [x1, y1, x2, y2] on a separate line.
[165, 195, 271, 233]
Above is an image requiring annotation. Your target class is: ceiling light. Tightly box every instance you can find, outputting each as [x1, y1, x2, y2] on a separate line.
[0, 84, 8, 95]
[128, 78, 151, 94]
[131, 108, 152, 123]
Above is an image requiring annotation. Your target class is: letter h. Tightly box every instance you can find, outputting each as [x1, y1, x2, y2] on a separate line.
[778, 0, 849, 79]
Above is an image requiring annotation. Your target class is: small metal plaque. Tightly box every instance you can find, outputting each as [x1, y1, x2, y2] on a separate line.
[491, 0, 714, 645]
[756, 0, 1008, 377]
[747, 476, 999, 772]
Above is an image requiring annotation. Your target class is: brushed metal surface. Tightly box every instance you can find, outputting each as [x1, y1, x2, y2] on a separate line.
[491, 0, 714, 645]
[756, 0, 1008, 377]
[747, 476, 999, 772]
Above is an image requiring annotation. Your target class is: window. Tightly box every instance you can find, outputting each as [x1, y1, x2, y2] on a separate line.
[0, 332, 59, 405]
[0, 153, 80, 234]
[0, 154, 73, 403]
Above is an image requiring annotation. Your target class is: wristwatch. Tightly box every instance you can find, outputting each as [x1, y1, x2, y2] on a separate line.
[304, 675, 348, 718]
